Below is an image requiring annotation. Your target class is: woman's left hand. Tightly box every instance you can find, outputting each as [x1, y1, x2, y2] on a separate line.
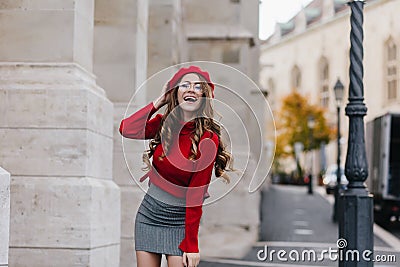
[182, 252, 200, 267]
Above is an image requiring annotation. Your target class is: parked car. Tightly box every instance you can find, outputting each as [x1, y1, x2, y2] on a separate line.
[322, 165, 348, 194]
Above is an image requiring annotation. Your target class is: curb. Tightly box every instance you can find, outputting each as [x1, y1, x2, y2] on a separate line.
[315, 186, 400, 252]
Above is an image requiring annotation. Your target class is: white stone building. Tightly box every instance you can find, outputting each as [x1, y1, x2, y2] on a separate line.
[260, 0, 400, 176]
[0, 0, 262, 266]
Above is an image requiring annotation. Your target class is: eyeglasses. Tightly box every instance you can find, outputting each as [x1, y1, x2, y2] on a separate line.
[177, 81, 205, 93]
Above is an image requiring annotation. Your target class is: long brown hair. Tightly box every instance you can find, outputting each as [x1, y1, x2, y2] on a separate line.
[143, 74, 233, 183]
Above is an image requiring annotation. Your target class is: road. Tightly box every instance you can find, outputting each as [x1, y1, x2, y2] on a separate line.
[200, 185, 400, 266]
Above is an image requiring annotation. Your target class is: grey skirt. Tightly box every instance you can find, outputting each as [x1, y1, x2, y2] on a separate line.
[135, 183, 186, 256]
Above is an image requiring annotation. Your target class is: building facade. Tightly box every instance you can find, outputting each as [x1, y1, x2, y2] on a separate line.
[260, 0, 400, 176]
[0, 0, 262, 266]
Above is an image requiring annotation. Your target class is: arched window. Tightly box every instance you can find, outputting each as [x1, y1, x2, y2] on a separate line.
[291, 65, 301, 91]
[385, 38, 398, 101]
[319, 57, 330, 107]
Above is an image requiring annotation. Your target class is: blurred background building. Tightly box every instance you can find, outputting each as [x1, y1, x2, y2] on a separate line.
[260, 0, 400, 180]
[0, 0, 263, 266]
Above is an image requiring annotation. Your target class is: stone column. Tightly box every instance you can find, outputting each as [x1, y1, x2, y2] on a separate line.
[0, 1, 120, 266]
[148, 0, 186, 78]
[240, 0, 259, 81]
[93, 0, 149, 266]
[0, 168, 10, 267]
[93, 0, 186, 264]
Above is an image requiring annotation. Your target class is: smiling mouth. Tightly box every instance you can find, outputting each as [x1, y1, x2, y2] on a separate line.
[183, 96, 198, 103]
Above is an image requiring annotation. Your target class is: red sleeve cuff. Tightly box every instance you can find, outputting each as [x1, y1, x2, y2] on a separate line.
[178, 235, 199, 253]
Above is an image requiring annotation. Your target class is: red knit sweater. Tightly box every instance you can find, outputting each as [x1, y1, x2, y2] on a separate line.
[119, 102, 218, 253]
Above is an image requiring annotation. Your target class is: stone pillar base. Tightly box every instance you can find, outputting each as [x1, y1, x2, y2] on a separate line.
[0, 167, 10, 267]
[8, 177, 120, 267]
[0, 63, 121, 267]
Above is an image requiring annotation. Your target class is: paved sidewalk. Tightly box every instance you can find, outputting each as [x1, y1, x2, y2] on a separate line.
[199, 184, 400, 266]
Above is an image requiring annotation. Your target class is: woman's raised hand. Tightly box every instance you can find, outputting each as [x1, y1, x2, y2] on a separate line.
[153, 82, 171, 109]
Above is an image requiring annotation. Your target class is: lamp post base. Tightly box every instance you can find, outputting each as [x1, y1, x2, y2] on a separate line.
[338, 190, 374, 267]
[333, 186, 339, 222]
[308, 174, 313, 194]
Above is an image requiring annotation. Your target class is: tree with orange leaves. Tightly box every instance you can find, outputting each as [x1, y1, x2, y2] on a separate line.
[274, 91, 334, 177]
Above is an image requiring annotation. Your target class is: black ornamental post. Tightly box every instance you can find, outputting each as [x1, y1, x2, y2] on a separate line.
[339, 0, 374, 266]
[333, 78, 344, 223]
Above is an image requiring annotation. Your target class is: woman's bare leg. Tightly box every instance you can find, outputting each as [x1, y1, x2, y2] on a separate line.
[166, 255, 184, 267]
[136, 251, 162, 267]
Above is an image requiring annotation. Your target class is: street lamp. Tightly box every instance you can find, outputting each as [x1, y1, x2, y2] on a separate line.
[333, 78, 344, 222]
[294, 142, 304, 181]
[307, 115, 315, 194]
[339, 1, 373, 265]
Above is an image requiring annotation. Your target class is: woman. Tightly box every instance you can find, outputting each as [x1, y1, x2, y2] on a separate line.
[119, 66, 233, 267]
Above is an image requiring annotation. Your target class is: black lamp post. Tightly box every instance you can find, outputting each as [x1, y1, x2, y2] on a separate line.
[307, 115, 315, 195]
[333, 78, 344, 223]
[339, 1, 373, 266]
[294, 142, 304, 182]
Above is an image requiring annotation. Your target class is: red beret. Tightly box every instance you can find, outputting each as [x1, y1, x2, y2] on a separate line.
[168, 66, 215, 98]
